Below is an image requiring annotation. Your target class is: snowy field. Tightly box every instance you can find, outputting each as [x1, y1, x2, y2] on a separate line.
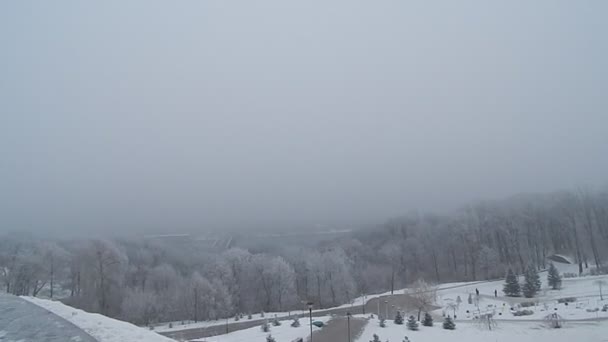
[191, 316, 330, 342]
[434, 263, 608, 322]
[22, 297, 176, 342]
[357, 319, 608, 342]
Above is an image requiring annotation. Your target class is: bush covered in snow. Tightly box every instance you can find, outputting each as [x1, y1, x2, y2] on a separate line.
[557, 297, 577, 303]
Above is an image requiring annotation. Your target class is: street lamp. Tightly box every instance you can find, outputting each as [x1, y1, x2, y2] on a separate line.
[362, 295, 366, 315]
[384, 300, 388, 320]
[346, 312, 352, 342]
[307, 302, 314, 342]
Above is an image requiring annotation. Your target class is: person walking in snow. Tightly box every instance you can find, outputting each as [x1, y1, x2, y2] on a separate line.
[494, 289, 497, 297]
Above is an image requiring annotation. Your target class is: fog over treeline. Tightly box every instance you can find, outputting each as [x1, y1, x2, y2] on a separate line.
[1, 1, 608, 235]
[2, 187, 608, 325]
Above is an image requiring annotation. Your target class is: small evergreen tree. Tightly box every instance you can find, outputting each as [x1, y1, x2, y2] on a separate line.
[261, 321, 270, 332]
[248, 313, 253, 319]
[379, 318, 386, 328]
[503, 269, 521, 297]
[406, 315, 419, 331]
[442, 316, 456, 330]
[523, 266, 540, 298]
[422, 312, 433, 327]
[467, 293, 473, 304]
[291, 317, 300, 327]
[548, 263, 562, 290]
[272, 317, 281, 326]
[394, 310, 404, 325]
[266, 334, 276, 342]
[370, 334, 381, 342]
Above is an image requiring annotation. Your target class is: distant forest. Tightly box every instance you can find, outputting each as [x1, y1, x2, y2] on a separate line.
[1, 188, 607, 325]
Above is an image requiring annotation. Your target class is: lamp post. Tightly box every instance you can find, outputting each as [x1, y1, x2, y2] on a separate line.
[307, 302, 314, 342]
[362, 295, 366, 315]
[346, 312, 352, 342]
[384, 300, 388, 320]
[225, 317, 229, 334]
[377, 299, 380, 318]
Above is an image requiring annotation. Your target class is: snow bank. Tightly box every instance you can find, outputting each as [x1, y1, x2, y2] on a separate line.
[22, 297, 176, 342]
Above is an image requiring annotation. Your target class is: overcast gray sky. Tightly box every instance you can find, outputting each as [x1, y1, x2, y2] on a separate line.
[1, 1, 607, 234]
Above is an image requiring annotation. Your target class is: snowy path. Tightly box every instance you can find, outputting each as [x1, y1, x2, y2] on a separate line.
[308, 316, 368, 342]
[0, 293, 97, 342]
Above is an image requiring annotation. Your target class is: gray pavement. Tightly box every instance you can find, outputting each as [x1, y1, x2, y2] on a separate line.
[308, 316, 368, 342]
[0, 293, 97, 342]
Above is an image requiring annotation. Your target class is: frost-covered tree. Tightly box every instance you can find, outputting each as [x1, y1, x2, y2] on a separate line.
[478, 245, 500, 279]
[503, 269, 521, 297]
[411, 279, 436, 320]
[547, 263, 562, 290]
[121, 288, 158, 325]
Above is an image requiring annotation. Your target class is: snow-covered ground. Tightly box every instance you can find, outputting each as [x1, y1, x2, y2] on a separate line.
[23, 297, 177, 342]
[357, 319, 608, 342]
[434, 263, 608, 322]
[191, 316, 331, 342]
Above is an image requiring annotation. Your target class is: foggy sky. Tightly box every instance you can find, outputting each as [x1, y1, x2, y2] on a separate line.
[1, 1, 607, 235]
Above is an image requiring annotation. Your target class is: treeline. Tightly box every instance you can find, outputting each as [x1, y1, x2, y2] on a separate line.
[1, 188, 607, 325]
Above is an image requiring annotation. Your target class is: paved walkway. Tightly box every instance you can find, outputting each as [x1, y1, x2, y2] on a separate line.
[0, 293, 97, 342]
[308, 316, 367, 342]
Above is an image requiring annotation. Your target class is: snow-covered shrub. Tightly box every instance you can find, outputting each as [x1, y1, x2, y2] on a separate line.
[248, 313, 253, 319]
[272, 317, 281, 326]
[602, 304, 608, 312]
[589, 266, 608, 276]
[370, 334, 381, 342]
[394, 311, 404, 325]
[442, 316, 455, 330]
[563, 272, 578, 279]
[379, 318, 386, 328]
[291, 317, 300, 327]
[261, 321, 270, 332]
[557, 297, 576, 303]
[266, 334, 276, 342]
[422, 312, 433, 327]
[520, 301, 535, 308]
[406, 316, 419, 331]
